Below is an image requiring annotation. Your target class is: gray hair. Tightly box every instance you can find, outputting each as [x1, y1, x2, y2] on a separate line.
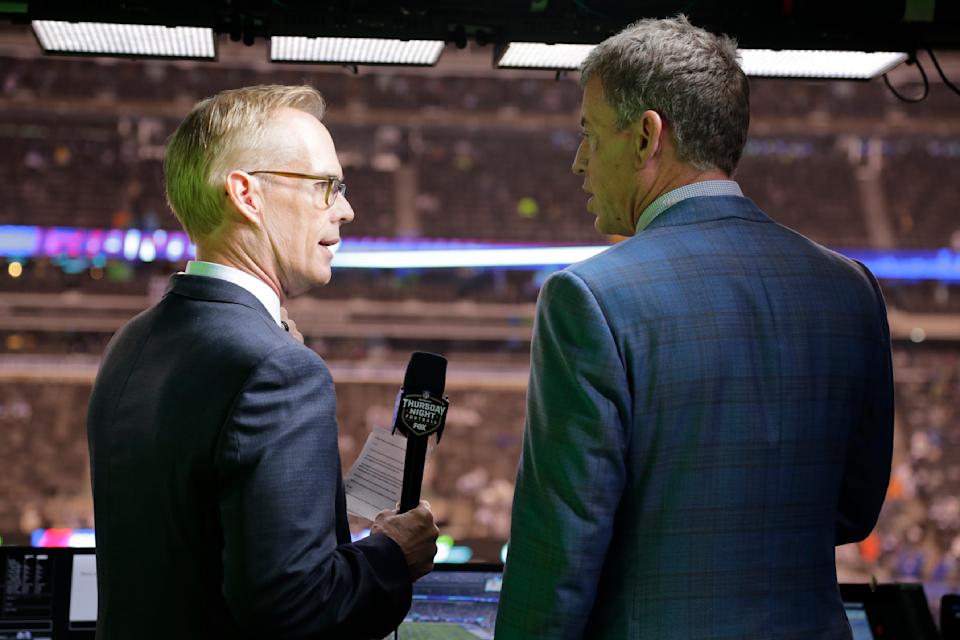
[164, 84, 326, 240]
[580, 16, 749, 175]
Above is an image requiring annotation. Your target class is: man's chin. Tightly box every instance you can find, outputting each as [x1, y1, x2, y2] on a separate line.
[285, 273, 330, 298]
[313, 268, 333, 288]
[594, 218, 622, 237]
[594, 213, 633, 237]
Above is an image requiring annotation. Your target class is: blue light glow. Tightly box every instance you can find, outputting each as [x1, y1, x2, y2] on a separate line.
[0, 225, 957, 281]
[0, 225, 39, 257]
[844, 248, 960, 282]
[166, 235, 187, 261]
[103, 230, 124, 255]
[138, 237, 157, 262]
[331, 245, 606, 269]
[122, 229, 141, 261]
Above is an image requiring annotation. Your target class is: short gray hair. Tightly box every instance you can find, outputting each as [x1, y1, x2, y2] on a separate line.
[580, 16, 749, 175]
[164, 84, 326, 240]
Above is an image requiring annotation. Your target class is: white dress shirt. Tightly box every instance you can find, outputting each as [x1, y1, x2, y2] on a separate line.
[184, 261, 283, 328]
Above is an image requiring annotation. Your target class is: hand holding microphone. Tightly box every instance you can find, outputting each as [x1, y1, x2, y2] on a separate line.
[371, 501, 439, 580]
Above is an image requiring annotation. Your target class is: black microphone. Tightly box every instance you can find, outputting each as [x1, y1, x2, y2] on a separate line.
[392, 352, 449, 513]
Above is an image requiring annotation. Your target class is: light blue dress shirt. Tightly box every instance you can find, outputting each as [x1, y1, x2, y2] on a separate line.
[635, 179, 744, 233]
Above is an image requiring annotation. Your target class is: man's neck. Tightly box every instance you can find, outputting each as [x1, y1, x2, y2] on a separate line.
[195, 245, 285, 302]
[633, 166, 730, 227]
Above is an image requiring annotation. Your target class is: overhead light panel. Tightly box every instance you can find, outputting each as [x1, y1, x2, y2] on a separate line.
[496, 42, 906, 79]
[31, 21, 215, 59]
[738, 49, 908, 79]
[496, 42, 593, 70]
[271, 37, 444, 66]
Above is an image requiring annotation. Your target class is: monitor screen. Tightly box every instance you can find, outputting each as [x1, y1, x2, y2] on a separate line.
[389, 563, 502, 639]
[845, 602, 875, 640]
[67, 553, 97, 632]
[0, 547, 96, 640]
[841, 582, 939, 640]
[17, 551, 930, 640]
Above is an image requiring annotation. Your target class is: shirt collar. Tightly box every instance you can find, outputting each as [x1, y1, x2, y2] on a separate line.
[635, 180, 743, 233]
[184, 261, 282, 327]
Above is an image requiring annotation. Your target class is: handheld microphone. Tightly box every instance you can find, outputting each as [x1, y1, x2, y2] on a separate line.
[392, 352, 449, 513]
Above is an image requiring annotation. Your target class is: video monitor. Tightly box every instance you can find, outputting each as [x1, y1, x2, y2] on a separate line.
[844, 602, 875, 640]
[389, 563, 502, 639]
[841, 582, 939, 640]
[0, 547, 96, 640]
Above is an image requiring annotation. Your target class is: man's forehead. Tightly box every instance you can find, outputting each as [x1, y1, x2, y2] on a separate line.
[267, 108, 341, 174]
[269, 107, 329, 140]
[581, 77, 613, 126]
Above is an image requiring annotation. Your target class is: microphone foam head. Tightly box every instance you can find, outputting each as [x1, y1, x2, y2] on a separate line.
[403, 351, 447, 397]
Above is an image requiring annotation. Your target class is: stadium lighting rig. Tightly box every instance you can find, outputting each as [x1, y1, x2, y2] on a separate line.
[26, 18, 910, 79]
[3, 1, 955, 75]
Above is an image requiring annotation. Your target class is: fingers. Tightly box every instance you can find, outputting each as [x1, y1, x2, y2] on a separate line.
[280, 306, 304, 343]
[374, 508, 397, 521]
[406, 503, 440, 580]
[371, 501, 440, 581]
[419, 502, 440, 537]
[369, 508, 397, 537]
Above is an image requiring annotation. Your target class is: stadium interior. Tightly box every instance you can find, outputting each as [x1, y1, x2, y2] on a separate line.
[0, 0, 959, 631]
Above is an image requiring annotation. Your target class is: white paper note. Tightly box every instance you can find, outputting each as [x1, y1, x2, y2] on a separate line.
[344, 426, 407, 521]
[69, 553, 98, 623]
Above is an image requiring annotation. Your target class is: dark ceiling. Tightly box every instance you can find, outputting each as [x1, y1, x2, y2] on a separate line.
[4, 1, 960, 53]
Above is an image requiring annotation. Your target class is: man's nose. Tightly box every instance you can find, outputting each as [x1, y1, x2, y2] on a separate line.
[336, 197, 355, 225]
[571, 140, 587, 175]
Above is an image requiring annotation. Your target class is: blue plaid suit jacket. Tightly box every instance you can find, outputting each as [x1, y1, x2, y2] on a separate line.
[497, 196, 894, 639]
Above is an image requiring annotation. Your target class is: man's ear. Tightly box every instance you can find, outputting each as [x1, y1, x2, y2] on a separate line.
[224, 170, 265, 227]
[629, 109, 665, 169]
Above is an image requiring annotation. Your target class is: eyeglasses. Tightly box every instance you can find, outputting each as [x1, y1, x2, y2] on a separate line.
[249, 170, 347, 207]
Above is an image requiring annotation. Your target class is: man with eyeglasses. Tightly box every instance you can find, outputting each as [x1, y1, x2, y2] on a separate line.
[87, 85, 439, 639]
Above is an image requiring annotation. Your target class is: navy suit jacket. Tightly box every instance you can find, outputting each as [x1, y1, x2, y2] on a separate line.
[87, 274, 411, 639]
[497, 196, 894, 639]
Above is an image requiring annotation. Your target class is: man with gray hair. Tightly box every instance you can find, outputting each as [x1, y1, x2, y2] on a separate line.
[497, 16, 893, 639]
[88, 85, 439, 639]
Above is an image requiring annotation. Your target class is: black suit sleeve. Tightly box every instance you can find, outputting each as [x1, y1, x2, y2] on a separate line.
[216, 342, 411, 639]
